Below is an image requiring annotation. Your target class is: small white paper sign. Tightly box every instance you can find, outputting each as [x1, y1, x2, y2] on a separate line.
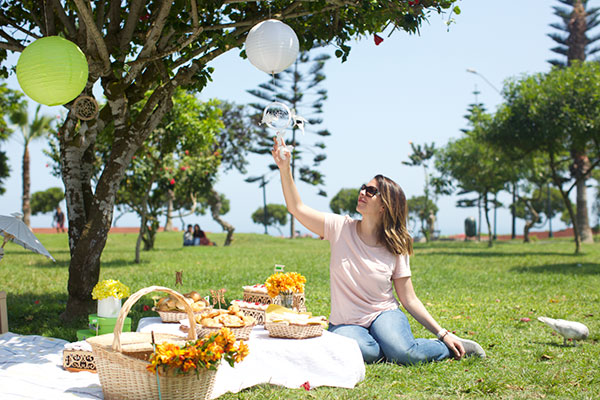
[274, 264, 285, 273]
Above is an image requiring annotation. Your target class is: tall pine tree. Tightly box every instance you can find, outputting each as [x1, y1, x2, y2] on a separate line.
[547, 0, 600, 242]
[247, 51, 330, 238]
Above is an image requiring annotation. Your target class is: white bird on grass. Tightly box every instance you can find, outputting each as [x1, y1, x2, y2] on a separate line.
[538, 316, 589, 346]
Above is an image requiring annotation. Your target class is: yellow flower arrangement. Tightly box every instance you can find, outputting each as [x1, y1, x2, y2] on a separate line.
[91, 279, 131, 300]
[265, 272, 306, 298]
[147, 327, 249, 376]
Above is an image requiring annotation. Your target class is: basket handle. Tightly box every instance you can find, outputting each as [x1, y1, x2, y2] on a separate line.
[112, 286, 198, 352]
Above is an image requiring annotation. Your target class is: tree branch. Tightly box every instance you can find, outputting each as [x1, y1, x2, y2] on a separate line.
[95, 0, 105, 31]
[172, 26, 250, 70]
[119, 0, 144, 53]
[190, 0, 199, 29]
[0, 40, 23, 52]
[0, 30, 24, 51]
[42, 0, 56, 36]
[124, 1, 173, 85]
[73, 0, 111, 74]
[0, 14, 41, 39]
[49, 0, 77, 37]
[127, 26, 205, 67]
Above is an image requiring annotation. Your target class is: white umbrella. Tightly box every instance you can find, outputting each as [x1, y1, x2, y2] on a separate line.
[0, 214, 56, 262]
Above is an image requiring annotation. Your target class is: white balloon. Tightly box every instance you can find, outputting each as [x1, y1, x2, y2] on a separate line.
[245, 19, 299, 74]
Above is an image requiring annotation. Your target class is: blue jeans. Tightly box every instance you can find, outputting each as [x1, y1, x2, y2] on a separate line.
[328, 308, 451, 365]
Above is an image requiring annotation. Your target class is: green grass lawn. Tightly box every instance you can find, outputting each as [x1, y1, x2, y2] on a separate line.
[1, 232, 599, 399]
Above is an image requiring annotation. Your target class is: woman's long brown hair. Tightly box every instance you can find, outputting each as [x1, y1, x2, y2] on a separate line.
[374, 175, 413, 256]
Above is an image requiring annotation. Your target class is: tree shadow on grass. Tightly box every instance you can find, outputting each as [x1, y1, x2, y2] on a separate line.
[99, 258, 151, 268]
[417, 251, 572, 258]
[510, 262, 600, 275]
[532, 340, 576, 348]
[4, 291, 155, 345]
[3, 292, 83, 344]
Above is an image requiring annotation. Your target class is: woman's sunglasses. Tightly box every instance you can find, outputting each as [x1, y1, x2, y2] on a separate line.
[360, 184, 379, 198]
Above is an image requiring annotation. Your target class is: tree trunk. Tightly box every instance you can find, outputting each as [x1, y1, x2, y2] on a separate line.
[477, 195, 482, 242]
[164, 188, 174, 231]
[61, 84, 175, 321]
[21, 144, 31, 227]
[511, 183, 517, 239]
[135, 218, 144, 264]
[207, 188, 234, 246]
[522, 202, 539, 244]
[576, 177, 593, 243]
[549, 152, 581, 253]
[567, 0, 587, 64]
[556, 183, 581, 253]
[143, 219, 158, 251]
[571, 152, 593, 243]
[483, 192, 493, 247]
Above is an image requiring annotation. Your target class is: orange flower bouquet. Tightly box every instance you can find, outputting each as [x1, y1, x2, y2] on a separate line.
[265, 272, 306, 298]
[147, 327, 249, 376]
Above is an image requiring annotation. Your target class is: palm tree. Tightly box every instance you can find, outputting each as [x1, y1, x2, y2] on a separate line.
[9, 103, 53, 227]
[547, 0, 600, 243]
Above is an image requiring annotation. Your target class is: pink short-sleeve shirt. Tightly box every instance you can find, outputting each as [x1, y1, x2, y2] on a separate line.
[323, 213, 411, 327]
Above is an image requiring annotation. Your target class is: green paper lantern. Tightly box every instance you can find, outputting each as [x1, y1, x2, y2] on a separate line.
[16, 36, 88, 106]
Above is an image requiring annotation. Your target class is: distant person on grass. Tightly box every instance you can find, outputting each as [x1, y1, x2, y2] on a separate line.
[193, 224, 216, 246]
[272, 138, 485, 365]
[183, 224, 194, 246]
[53, 206, 65, 233]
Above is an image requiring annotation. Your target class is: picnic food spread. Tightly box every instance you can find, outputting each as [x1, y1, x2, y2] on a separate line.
[265, 304, 328, 327]
[155, 291, 210, 312]
[231, 299, 269, 311]
[196, 304, 256, 328]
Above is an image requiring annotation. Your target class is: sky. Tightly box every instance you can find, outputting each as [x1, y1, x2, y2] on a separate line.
[0, 1, 590, 237]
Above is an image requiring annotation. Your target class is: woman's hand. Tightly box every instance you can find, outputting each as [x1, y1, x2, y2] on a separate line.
[271, 136, 291, 170]
[443, 334, 466, 359]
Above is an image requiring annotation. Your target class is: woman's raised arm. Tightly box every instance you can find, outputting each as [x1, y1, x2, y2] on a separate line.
[272, 137, 326, 238]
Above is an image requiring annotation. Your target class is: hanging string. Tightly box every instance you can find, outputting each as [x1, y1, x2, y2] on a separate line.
[269, 1, 273, 83]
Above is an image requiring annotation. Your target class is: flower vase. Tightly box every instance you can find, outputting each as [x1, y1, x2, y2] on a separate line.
[97, 296, 122, 318]
[279, 292, 294, 309]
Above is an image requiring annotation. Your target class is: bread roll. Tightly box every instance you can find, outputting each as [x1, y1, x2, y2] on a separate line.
[185, 291, 203, 302]
[165, 297, 177, 310]
[156, 297, 170, 311]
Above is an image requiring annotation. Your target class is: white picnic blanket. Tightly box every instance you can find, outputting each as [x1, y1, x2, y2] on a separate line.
[0, 320, 365, 399]
[0, 332, 102, 399]
[138, 317, 365, 398]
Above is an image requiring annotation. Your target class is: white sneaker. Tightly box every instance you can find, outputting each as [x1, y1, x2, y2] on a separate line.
[456, 337, 486, 358]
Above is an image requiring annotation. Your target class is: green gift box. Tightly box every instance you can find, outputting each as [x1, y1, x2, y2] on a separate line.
[88, 313, 131, 335]
[76, 328, 98, 341]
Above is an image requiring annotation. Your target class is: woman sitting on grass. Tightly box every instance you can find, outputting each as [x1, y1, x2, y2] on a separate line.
[193, 224, 216, 246]
[271, 138, 485, 364]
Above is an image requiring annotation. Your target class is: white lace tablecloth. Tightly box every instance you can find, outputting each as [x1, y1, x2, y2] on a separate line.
[0, 319, 364, 399]
[137, 317, 365, 398]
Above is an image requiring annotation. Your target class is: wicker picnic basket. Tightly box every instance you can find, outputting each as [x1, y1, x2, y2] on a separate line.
[197, 324, 254, 341]
[264, 322, 323, 339]
[87, 286, 217, 400]
[154, 307, 212, 323]
[242, 290, 307, 312]
[239, 307, 266, 325]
